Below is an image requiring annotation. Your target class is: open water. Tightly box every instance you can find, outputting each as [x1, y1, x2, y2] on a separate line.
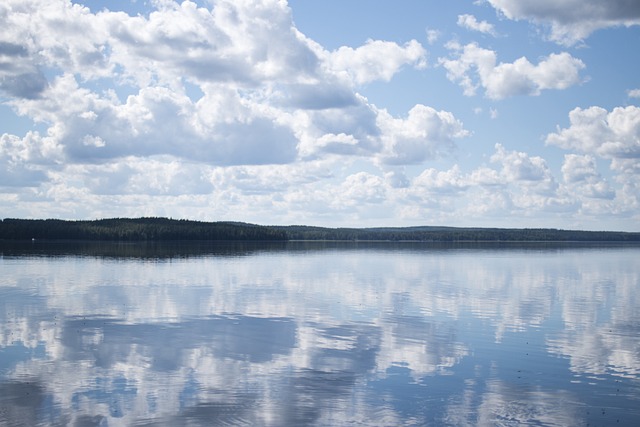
[1, 241, 639, 426]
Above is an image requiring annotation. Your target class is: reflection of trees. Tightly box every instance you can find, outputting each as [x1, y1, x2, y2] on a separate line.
[0, 239, 290, 260]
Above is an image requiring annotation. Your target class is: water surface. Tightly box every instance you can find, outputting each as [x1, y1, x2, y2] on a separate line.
[1, 241, 639, 426]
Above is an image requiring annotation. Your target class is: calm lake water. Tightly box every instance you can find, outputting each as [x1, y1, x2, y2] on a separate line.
[1, 241, 639, 426]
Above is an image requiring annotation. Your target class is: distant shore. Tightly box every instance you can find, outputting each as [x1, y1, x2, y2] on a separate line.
[1, 218, 639, 242]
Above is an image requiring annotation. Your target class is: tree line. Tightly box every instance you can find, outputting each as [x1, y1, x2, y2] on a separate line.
[273, 225, 640, 242]
[0, 218, 287, 241]
[1, 218, 639, 242]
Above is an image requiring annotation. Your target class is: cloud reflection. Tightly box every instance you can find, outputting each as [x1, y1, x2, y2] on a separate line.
[1, 243, 639, 425]
[444, 379, 584, 426]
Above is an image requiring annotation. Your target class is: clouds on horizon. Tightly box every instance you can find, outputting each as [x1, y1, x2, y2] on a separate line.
[0, 0, 639, 229]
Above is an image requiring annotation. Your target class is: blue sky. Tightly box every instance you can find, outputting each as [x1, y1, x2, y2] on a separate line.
[1, 0, 639, 230]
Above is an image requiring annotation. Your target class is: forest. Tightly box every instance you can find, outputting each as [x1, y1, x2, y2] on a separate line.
[274, 225, 640, 242]
[0, 218, 287, 241]
[1, 218, 639, 242]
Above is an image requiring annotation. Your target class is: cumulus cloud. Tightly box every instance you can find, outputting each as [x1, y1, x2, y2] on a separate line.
[82, 157, 214, 196]
[9, 74, 299, 165]
[13, 0, 632, 228]
[96, 0, 319, 86]
[327, 39, 427, 86]
[491, 143, 553, 182]
[0, 131, 62, 189]
[457, 14, 497, 36]
[546, 106, 640, 164]
[629, 89, 640, 99]
[0, 0, 456, 225]
[440, 42, 584, 99]
[339, 172, 387, 205]
[376, 104, 469, 165]
[561, 154, 599, 184]
[1, 1, 112, 86]
[413, 165, 468, 194]
[486, 0, 640, 45]
[1, 0, 441, 176]
[468, 166, 503, 186]
[487, 144, 565, 212]
[548, 105, 640, 214]
[0, 40, 48, 99]
[289, 98, 383, 162]
[561, 154, 615, 199]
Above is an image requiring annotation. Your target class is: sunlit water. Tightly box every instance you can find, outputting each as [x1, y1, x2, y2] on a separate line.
[1, 241, 639, 426]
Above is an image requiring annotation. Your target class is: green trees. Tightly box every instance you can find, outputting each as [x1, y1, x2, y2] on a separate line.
[1, 218, 638, 241]
[0, 218, 287, 241]
[274, 225, 640, 242]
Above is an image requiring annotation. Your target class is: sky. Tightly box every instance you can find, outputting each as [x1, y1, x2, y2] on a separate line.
[1, 0, 639, 230]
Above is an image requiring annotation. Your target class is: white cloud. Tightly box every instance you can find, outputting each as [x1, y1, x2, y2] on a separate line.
[491, 143, 554, 182]
[628, 88, 640, 99]
[295, 97, 382, 158]
[487, 144, 567, 213]
[561, 153, 599, 183]
[376, 104, 469, 165]
[547, 105, 640, 215]
[0, 0, 110, 95]
[440, 43, 585, 99]
[100, 0, 319, 87]
[0, 131, 62, 189]
[2, 0, 635, 229]
[546, 106, 640, 164]
[426, 29, 441, 45]
[413, 165, 468, 194]
[1, 0, 440, 176]
[340, 172, 388, 205]
[327, 39, 427, 85]
[9, 73, 300, 166]
[486, 0, 640, 45]
[561, 154, 615, 199]
[469, 166, 503, 186]
[80, 157, 214, 196]
[457, 14, 497, 36]
[383, 168, 410, 189]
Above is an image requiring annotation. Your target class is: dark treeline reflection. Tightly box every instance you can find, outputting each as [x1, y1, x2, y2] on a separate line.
[2, 239, 637, 260]
[0, 240, 289, 260]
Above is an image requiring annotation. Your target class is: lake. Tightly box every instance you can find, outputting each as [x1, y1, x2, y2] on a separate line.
[1, 241, 639, 426]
